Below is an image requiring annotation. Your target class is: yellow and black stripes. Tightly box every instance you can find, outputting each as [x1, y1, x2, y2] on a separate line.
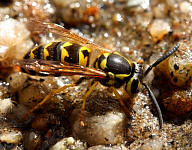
[93, 52, 143, 95]
[24, 42, 142, 95]
[94, 52, 132, 74]
[24, 42, 92, 67]
[24, 42, 60, 60]
[94, 52, 133, 88]
[57, 42, 91, 66]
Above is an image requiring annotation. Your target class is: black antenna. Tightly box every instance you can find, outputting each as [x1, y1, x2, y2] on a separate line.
[142, 82, 163, 129]
[143, 43, 180, 129]
[144, 43, 180, 77]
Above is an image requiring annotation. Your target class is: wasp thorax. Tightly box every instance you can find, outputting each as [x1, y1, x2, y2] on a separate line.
[94, 52, 134, 88]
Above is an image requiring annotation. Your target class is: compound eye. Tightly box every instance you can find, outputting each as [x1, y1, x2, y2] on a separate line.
[125, 78, 140, 95]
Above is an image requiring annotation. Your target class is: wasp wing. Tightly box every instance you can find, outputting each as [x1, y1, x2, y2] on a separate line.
[16, 59, 106, 79]
[27, 19, 113, 54]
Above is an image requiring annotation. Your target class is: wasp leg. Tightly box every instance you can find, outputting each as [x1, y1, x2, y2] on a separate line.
[22, 77, 86, 121]
[80, 81, 98, 127]
[112, 87, 133, 116]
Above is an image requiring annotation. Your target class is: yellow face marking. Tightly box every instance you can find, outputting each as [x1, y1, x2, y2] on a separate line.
[61, 42, 72, 63]
[126, 77, 134, 95]
[115, 74, 130, 80]
[43, 42, 53, 60]
[79, 46, 92, 67]
[126, 77, 140, 95]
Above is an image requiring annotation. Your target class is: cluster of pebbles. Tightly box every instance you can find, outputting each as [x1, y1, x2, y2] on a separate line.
[0, 0, 191, 149]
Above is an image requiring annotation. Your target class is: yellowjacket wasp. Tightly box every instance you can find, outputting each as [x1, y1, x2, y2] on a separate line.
[10, 19, 179, 129]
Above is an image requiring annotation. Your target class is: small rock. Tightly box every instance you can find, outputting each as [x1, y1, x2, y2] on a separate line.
[152, 3, 168, 18]
[0, 130, 22, 144]
[148, 19, 171, 42]
[49, 137, 86, 150]
[6, 72, 28, 92]
[0, 19, 33, 60]
[127, 0, 150, 9]
[88, 145, 127, 150]
[24, 131, 42, 150]
[71, 109, 125, 145]
[162, 88, 192, 115]
[112, 13, 124, 24]
[0, 98, 14, 115]
[179, 1, 192, 14]
[157, 43, 192, 87]
[140, 140, 163, 150]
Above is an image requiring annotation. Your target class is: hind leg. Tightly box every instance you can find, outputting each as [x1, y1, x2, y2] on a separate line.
[80, 81, 98, 127]
[22, 77, 86, 121]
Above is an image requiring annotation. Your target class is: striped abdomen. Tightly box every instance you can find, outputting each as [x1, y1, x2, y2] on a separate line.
[24, 41, 92, 67]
